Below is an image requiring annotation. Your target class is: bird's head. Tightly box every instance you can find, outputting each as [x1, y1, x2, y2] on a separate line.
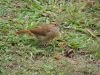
[52, 19, 63, 26]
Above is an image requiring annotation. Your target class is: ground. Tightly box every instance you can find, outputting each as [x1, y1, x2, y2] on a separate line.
[0, 0, 100, 75]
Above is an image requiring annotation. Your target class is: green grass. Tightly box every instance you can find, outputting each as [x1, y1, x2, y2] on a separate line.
[0, 0, 100, 75]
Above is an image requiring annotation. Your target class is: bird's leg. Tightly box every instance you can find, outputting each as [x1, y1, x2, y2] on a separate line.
[50, 40, 56, 50]
[38, 41, 49, 48]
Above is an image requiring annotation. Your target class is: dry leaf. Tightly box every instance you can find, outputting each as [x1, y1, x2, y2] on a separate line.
[54, 52, 62, 60]
[64, 48, 74, 58]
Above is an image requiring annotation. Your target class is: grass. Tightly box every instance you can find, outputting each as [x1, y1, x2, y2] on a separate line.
[0, 0, 100, 75]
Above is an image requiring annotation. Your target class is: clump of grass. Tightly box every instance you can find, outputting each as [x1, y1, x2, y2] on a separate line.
[0, 0, 100, 75]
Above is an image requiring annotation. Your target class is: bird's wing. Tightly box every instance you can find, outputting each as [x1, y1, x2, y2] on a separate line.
[30, 25, 52, 36]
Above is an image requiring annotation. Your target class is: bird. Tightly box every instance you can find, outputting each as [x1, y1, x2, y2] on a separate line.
[16, 20, 62, 46]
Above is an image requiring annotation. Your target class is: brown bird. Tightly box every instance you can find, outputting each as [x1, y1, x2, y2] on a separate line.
[16, 20, 62, 46]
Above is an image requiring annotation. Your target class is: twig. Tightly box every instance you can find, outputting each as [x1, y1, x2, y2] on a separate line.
[85, 28, 97, 38]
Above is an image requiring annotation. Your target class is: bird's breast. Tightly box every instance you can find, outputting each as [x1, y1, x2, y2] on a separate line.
[51, 27, 60, 34]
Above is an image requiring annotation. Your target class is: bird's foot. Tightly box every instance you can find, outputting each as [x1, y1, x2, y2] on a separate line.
[39, 42, 49, 48]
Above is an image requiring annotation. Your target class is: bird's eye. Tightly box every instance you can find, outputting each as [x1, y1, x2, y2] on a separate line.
[54, 24, 56, 25]
[54, 24, 57, 26]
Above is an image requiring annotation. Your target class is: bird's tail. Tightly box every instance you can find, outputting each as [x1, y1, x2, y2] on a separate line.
[16, 30, 33, 36]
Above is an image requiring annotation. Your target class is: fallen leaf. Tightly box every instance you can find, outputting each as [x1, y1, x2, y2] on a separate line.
[54, 52, 62, 60]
